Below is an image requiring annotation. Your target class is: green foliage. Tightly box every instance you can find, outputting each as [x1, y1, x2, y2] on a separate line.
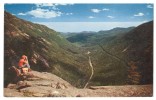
[65, 21, 153, 86]
[65, 27, 135, 46]
[4, 11, 153, 87]
[4, 11, 89, 88]
[90, 21, 153, 86]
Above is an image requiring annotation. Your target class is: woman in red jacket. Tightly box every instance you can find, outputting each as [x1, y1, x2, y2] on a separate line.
[18, 55, 30, 69]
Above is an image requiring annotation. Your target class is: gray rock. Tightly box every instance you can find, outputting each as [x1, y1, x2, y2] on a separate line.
[16, 81, 31, 89]
[7, 83, 16, 89]
[4, 88, 24, 97]
[47, 90, 66, 97]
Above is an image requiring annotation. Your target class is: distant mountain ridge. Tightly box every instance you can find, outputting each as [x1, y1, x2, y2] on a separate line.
[65, 27, 135, 46]
[98, 27, 135, 34]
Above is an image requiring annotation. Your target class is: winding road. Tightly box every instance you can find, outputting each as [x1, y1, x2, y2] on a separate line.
[84, 52, 94, 88]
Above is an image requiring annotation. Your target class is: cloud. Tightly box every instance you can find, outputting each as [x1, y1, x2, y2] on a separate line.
[36, 3, 55, 7]
[107, 16, 115, 19]
[88, 16, 95, 19]
[134, 12, 144, 17]
[55, 3, 74, 6]
[91, 9, 101, 13]
[102, 8, 110, 11]
[66, 13, 73, 15]
[25, 8, 62, 19]
[147, 5, 153, 8]
[35, 3, 74, 10]
[35, 3, 59, 10]
[91, 8, 109, 13]
[18, 13, 26, 16]
[17, 3, 74, 19]
[35, 3, 74, 7]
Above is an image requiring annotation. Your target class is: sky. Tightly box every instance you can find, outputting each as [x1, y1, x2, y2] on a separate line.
[4, 3, 153, 32]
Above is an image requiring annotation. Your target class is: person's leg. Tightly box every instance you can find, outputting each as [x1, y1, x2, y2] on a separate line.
[26, 63, 30, 68]
[23, 63, 30, 68]
[22, 64, 27, 67]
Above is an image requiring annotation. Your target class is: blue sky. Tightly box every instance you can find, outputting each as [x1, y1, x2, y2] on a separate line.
[4, 3, 153, 32]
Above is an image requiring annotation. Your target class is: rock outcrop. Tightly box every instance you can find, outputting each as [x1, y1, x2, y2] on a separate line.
[4, 71, 153, 97]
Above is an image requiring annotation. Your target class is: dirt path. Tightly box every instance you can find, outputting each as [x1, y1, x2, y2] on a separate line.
[84, 53, 94, 88]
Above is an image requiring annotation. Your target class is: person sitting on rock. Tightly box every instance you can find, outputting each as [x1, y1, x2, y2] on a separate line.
[18, 55, 31, 72]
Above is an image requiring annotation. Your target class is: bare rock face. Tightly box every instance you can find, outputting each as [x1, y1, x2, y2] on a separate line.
[4, 88, 24, 97]
[47, 90, 66, 97]
[4, 71, 75, 97]
[27, 71, 73, 88]
[7, 83, 16, 89]
[16, 81, 31, 90]
[4, 71, 153, 97]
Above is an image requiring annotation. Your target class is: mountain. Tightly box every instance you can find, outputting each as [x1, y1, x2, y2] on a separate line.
[86, 21, 153, 85]
[65, 21, 153, 86]
[123, 21, 153, 84]
[65, 27, 135, 46]
[4, 11, 89, 87]
[66, 32, 95, 44]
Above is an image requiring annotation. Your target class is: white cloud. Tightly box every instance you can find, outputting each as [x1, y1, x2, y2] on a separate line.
[36, 22, 144, 32]
[36, 3, 55, 7]
[147, 5, 153, 8]
[91, 9, 101, 13]
[134, 12, 144, 17]
[91, 8, 110, 13]
[107, 16, 115, 19]
[26, 8, 62, 19]
[88, 16, 95, 19]
[35, 3, 74, 7]
[16, 4, 75, 19]
[35, 3, 74, 11]
[103, 8, 110, 11]
[55, 3, 74, 6]
[18, 13, 26, 16]
[35, 3, 59, 10]
[66, 13, 73, 15]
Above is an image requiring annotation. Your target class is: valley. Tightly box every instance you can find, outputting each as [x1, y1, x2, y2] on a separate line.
[4, 11, 153, 95]
[63, 21, 153, 86]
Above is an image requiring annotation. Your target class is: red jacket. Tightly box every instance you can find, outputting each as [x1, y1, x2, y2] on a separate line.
[18, 58, 27, 68]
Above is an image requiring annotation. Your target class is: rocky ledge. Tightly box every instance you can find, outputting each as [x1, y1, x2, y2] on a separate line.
[4, 71, 153, 97]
